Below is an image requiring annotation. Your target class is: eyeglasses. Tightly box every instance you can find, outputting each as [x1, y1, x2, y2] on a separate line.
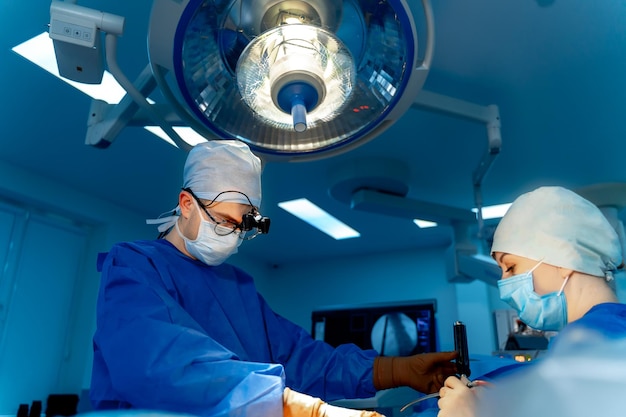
[183, 188, 270, 240]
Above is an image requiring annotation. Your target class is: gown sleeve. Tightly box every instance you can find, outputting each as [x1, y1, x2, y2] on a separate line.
[257, 294, 378, 401]
[91, 243, 284, 417]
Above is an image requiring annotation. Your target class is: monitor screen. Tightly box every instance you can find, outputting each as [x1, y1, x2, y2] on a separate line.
[311, 299, 437, 356]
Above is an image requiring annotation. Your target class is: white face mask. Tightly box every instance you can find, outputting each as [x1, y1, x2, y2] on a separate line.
[175, 200, 243, 266]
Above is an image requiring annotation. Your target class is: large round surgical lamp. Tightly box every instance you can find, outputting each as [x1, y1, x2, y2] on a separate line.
[148, 0, 434, 161]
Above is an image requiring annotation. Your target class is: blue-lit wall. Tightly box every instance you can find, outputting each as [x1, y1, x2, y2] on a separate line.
[0, 160, 155, 413]
[246, 250, 502, 354]
[0, 159, 504, 414]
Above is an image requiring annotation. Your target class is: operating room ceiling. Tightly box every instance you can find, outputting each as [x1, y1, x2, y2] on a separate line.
[2, 0, 626, 267]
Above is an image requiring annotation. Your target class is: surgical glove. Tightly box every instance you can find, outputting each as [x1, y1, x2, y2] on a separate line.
[283, 387, 386, 417]
[437, 375, 481, 417]
[373, 351, 458, 394]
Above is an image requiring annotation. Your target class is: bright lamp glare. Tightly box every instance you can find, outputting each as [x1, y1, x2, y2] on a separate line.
[413, 219, 438, 228]
[472, 203, 512, 220]
[278, 198, 360, 240]
[236, 24, 354, 131]
[12, 32, 126, 104]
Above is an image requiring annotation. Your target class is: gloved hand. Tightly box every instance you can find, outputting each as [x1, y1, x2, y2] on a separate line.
[283, 387, 386, 417]
[438, 375, 483, 417]
[373, 351, 458, 394]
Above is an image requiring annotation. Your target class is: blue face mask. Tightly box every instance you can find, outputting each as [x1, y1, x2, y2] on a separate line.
[497, 260, 570, 331]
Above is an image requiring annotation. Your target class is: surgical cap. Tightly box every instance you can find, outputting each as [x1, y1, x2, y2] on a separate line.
[491, 186, 622, 279]
[183, 140, 262, 207]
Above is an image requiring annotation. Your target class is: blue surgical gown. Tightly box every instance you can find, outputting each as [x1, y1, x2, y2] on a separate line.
[90, 239, 377, 417]
[549, 302, 626, 348]
[479, 302, 626, 382]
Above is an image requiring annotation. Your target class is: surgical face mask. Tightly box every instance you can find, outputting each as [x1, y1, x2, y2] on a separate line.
[497, 260, 570, 331]
[175, 201, 243, 266]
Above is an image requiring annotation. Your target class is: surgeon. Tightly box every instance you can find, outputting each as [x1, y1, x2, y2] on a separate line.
[90, 140, 458, 417]
[437, 186, 626, 417]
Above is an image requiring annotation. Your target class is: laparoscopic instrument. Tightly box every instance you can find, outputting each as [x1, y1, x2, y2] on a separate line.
[400, 321, 475, 412]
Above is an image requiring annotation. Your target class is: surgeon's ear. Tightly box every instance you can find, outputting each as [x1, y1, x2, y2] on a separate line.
[178, 191, 194, 219]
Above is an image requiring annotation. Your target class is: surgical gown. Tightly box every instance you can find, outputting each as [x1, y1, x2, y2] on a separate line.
[549, 302, 626, 347]
[90, 239, 378, 417]
[479, 302, 626, 382]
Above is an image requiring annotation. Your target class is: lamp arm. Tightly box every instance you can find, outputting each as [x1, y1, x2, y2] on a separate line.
[150, 64, 220, 142]
[104, 33, 192, 152]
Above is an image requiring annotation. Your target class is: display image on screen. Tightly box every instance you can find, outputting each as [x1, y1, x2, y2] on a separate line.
[311, 300, 437, 355]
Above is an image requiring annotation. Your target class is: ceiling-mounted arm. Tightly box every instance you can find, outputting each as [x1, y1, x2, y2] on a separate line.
[409, 91, 502, 284]
[49, 1, 192, 151]
[411, 91, 502, 239]
[473, 104, 501, 239]
[86, 65, 185, 148]
[103, 33, 192, 152]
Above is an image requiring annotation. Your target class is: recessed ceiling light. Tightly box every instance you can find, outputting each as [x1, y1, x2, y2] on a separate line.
[12, 32, 126, 104]
[278, 198, 360, 240]
[143, 126, 207, 147]
[472, 203, 512, 220]
[413, 219, 438, 228]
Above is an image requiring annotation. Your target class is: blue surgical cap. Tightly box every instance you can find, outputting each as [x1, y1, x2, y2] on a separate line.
[491, 186, 622, 280]
[183, 140, 262, 207]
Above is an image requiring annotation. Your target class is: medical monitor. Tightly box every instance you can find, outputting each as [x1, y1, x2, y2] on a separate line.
[311, 299, 437, 356]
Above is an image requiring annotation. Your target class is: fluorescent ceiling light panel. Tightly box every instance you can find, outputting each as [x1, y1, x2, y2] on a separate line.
[278, 198, 360, 240]
[12, 32, 126, 104]
[143, 126, 208, 147]
[473, 203, 512, 220]
[413, 219, 438, 228]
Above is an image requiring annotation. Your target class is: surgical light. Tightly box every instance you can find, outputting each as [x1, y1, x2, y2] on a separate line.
[40, 0, 433, 158]
[236, 24, 354, 134]
[148, 0, 434, 160]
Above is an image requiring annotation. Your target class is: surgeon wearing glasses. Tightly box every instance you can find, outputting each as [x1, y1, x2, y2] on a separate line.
[90, 140, 457, 417]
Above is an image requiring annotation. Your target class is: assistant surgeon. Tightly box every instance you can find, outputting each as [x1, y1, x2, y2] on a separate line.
[437, 186, 626, 417]
[90, 140, 457, 417]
